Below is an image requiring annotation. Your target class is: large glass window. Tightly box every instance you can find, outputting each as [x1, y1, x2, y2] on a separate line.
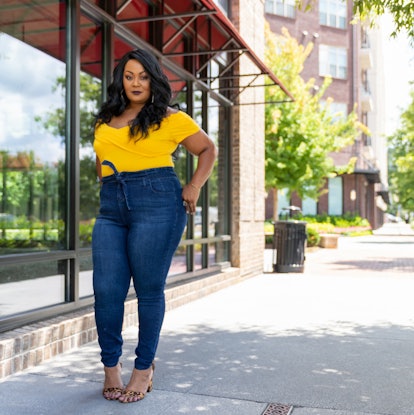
[265, 0, 296, 18]
[302, 197, 317, 215]
[217, 0, 229, 15]
[77, 13, 103, 298]
[277, 188, 290, 219]
[328, 176, 343, 215]
[0, 260, 66, 315]
[321, 100, 348, 122]
[0, 0, 69, 321]
[328, 101, 348, 120]
[0, 0, 232, 329]
[206, 99, 220, 266]
[168, 86, 190, 277]
[319, 45, 347, 79]
[0, 34, 66, 255]
[320, 0, 347, 29]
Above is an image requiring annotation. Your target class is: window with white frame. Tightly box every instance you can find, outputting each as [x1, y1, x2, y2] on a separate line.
[216, 0, 229, 15]
[265, 0, 296, 18]
[319, 45, 347, 79]
[328, 102, 348, 118]
[320, 0, 347, 29]
[321, 100, 348, 122]
[302, 196, 317, 215]
[277, 188, 291, 218]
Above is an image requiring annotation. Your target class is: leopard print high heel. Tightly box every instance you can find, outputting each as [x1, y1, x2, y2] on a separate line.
[102, 362, 123, 400]
[119, 362, 155, 404]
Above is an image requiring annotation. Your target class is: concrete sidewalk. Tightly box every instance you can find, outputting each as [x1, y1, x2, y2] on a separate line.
[1, 224, 414, 415]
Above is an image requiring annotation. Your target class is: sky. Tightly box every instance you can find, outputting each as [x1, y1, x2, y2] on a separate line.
[0, 33, 66, 164]
[381, 14, 414, 136]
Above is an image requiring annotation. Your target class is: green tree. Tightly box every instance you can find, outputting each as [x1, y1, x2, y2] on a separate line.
[298, 0, 414, 39]
[388, 88, 414, 212]
[36, 73, 101, 147]
[36, 73, 102, 221]
[265, 26, 367, 219]
[352, 0, 414, 39]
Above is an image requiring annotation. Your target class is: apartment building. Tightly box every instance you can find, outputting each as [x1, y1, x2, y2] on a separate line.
[265, 0, 389, 228]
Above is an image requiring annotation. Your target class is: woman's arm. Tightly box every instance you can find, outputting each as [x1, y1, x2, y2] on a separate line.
[96, 156, 102, 182]
[180, 130, 218, 214]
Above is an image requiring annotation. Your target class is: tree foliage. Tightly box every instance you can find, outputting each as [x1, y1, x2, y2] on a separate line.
[35, 73, 101, 148]
[264, 26, 366, 209]
[352, 0, 414, 39]
[388, 88, 414, 211]
[35, 73, 102, 221]
[298, 0, 414, 39]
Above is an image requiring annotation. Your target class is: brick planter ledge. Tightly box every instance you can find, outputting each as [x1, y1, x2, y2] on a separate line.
[0, 268, 243, 379]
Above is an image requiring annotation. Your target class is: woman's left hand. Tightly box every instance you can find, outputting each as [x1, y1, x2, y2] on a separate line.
[182, 183, 200, 214]
[180, 129, 218, 215]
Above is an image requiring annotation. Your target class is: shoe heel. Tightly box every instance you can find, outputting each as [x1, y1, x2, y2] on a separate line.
[147, 362, 155, 392]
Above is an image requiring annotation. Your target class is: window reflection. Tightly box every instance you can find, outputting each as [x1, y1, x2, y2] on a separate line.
[79, 13, 103, 248]
[0, 0, 232, 327]
[0, 260, 66, 316]
[0, 33, 66, 254]
[169, 247, 187, 276]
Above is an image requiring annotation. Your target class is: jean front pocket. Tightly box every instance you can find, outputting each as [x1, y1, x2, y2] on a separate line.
[149, 176, 180, 194]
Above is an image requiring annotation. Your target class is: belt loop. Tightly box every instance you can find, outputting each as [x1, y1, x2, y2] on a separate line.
[102, 160, 131, 210]
[102, 160, 118, 175]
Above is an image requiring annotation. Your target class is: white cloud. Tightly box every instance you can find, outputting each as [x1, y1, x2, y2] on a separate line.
[0, 33, 65, 163]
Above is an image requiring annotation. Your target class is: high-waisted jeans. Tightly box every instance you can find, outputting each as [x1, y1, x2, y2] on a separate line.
[92, 162, 187, 370]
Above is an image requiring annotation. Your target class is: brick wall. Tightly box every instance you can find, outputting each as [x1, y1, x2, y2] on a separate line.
[266, 2, 355, 109]
[318, 181, 329, 214]
[0, 268, 242, 379]
[230, 0, 266, 276]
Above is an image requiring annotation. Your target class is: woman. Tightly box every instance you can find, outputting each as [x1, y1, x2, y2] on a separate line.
[92, 49, 217, 404]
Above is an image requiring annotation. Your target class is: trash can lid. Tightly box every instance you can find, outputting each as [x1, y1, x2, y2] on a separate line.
[275, 220, 307, 225]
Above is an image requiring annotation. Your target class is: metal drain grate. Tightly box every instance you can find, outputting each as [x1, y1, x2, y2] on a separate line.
[261, 403, 293, 415]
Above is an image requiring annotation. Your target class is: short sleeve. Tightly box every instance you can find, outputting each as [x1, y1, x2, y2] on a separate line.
[167, 111, 201, 143]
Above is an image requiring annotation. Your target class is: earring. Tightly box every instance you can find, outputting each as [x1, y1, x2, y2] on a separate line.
[151, 94, 154, 104]
[120, 89, 126, 106]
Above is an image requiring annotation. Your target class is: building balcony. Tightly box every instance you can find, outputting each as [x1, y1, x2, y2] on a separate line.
[360, 89, 373, 112]
[360, 47, 373, 70]
[361, 143, 375, 159]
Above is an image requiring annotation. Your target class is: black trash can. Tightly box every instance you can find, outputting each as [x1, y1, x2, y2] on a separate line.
[273, 220, 307, 273]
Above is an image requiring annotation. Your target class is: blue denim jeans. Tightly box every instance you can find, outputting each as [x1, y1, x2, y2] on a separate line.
[92, 163, 187, 370]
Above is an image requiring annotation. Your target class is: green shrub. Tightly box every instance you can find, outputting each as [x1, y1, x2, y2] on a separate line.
[264, 213, 372, 248]
[79, 220, 94, 246]
[298, 213, 370, 228]
[306, 222, 335, 234]
[306, 226, 320, 247]
[264, 220, 274, 246]
[264, 220, 274, 234]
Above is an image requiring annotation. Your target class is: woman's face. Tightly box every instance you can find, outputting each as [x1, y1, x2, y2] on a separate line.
[123, 59, 151, 106]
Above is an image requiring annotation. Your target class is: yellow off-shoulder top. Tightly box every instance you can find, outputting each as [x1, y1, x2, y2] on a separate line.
[94, 111, 200, 177]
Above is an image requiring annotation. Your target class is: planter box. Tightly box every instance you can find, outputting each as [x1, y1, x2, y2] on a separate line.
[319, 234, 339, 249]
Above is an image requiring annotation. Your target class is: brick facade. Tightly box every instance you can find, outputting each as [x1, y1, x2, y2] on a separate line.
[231, 0, 266, 276]
[0, 268, 242, 379]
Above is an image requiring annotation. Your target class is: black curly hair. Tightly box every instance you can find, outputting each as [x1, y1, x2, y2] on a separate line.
[94, 49, 172, 140]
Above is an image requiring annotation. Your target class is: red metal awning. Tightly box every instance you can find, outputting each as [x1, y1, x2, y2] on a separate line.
[0, 0, 293, 104]
[115, 0, 293, 102]
[197, 0, 293, 100]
